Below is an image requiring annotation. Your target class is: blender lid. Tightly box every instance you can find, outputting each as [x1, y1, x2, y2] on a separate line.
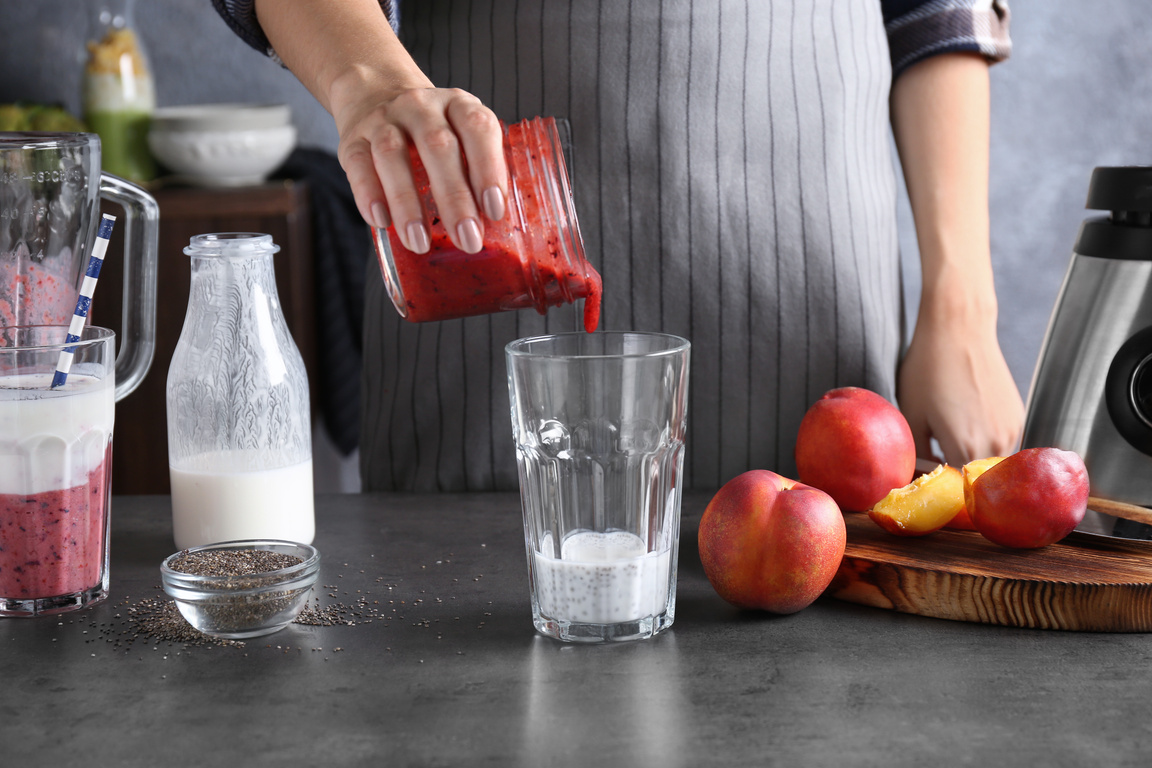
[1087, 167, 1152, 213]
[1075, 166, 1152, 261]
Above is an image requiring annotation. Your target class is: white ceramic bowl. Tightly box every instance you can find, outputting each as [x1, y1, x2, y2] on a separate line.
[148, 103, 296, 187]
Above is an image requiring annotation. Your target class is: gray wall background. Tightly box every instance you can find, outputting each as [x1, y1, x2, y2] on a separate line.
[2, 0, 1149, 407]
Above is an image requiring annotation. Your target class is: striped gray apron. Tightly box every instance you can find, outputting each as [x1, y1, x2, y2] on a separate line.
[362, 0, 901, 492]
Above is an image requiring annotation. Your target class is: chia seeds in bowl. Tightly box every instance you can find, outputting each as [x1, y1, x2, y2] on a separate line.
[160, 540, 320, 639]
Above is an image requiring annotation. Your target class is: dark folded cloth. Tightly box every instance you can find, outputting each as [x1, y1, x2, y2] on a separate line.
[274, 148, 370, 456]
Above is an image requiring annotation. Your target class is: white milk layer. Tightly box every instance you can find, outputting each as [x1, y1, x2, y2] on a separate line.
[532, 530, 673, 625]
[0, 373, 114, 494]
[170, 450, 315, 549]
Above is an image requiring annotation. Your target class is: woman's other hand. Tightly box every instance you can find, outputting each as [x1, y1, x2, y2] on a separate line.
[898, 301, 1024, 465]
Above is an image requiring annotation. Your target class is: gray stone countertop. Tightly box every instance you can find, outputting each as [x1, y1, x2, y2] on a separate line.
[3, 492, 1150, 767]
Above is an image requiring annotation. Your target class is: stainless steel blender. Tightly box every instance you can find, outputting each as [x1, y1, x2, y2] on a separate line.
[1023, 167, 1152, 537]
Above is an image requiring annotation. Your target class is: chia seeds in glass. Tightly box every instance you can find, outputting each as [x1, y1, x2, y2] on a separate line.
[169, 548, 303, 578]
[160, 542, 320, 640]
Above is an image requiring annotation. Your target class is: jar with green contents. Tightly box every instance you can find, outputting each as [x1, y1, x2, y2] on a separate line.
[82, 0, 155, 182]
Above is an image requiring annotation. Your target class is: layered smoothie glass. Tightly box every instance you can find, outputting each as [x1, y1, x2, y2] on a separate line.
[507, 332, 690, 642]
[0, 325, 115, 616]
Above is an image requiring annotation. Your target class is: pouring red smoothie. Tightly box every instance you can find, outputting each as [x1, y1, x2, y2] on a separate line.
[373, 116, 602, 332]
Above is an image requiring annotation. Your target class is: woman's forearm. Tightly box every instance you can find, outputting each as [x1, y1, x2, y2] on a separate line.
[890, 51, 997, 329]
[253, 0, 430, 124]
[889, 51, 1023, 463]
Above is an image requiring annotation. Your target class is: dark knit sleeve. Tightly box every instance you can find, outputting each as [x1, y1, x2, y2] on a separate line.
[881, 0, 1011, 79]
[211, 0, 401, 62]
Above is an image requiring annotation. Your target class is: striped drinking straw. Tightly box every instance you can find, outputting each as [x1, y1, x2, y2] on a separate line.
[51, 213, 117, 389]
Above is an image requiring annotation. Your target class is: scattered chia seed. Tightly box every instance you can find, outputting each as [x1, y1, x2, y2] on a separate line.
[69, 543, 483, 657]
[168, 548, 303, 577]
[123, 596, 246, 647]
[97, 588, 388, 650]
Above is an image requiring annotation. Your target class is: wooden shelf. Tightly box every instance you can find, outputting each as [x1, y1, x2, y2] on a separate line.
[96, 180, 316, 494]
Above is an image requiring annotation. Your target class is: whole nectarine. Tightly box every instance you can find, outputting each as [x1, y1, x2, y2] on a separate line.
[698, 469, 845, 614]
[794, 387, 916, 512]
[968, 447, 1089, 549]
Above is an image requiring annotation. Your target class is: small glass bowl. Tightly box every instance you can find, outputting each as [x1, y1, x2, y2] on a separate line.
[160, 540, 320, 639]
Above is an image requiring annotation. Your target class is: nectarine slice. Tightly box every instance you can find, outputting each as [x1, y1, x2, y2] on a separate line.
[961, 456, 1005, 518]
[868, 463, 966, 536]
[944, 505, 977, 531]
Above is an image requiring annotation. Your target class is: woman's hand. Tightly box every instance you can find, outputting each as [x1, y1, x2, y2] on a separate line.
[255, 0, 506, 254]
[332, 80, 507, 255]
[897, 305, 1023, 465]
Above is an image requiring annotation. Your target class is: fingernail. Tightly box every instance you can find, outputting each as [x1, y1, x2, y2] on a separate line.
[457, 218, 483, 254]
[371, 201, 390, 230]
[482, 186, 506, 221]
[406, 221, 430, 254]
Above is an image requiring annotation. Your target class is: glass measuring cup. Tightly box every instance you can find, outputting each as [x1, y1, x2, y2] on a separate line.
[0, 132, 158, 399]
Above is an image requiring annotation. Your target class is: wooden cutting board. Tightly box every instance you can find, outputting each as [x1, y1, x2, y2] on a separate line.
[828, 512, 1152, 632]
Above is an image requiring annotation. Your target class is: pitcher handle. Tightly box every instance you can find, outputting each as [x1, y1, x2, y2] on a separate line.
[98, 173, 159, 402]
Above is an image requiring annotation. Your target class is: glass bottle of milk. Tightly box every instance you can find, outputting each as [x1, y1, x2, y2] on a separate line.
[166, 233, 314, 550]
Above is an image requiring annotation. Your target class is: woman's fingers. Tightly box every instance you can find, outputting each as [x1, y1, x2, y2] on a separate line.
[339, 135, 391, 231]
[410, 90, 505, 254]
[447, 95, 507, 221]
[369, 119, 429, 253]
[337, 87, 507, 255]
[410, 119, 482, 253]
[897, 314, 1024, 470]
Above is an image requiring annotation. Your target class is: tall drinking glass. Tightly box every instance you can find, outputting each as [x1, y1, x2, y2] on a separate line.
[0, 325, 115, 616]
[507, 332, 690, 642]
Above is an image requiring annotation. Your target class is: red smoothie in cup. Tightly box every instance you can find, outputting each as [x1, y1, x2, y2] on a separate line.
[0, 455, 109, 599]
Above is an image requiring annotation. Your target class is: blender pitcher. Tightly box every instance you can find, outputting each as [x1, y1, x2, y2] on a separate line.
[0, 131, 158, 399]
